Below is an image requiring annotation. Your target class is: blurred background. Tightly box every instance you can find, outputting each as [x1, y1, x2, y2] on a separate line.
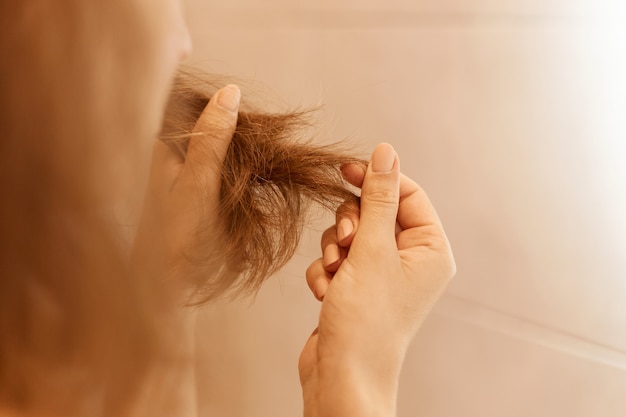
[184, 0, 626, 416]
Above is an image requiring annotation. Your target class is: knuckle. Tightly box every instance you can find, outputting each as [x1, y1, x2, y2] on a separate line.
[336, 197, 360, 220]
[320, 225, 338, 249]
[446, 253, 457, 280]
[195, 111, 236, 134]
[362, 187, 397, 207]
[305, 259, 323, 280]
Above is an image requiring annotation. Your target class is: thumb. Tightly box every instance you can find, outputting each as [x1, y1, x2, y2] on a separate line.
[354, 143, 400, 246]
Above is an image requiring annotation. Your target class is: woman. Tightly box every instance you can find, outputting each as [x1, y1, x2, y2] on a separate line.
[0, 0, 455, 416]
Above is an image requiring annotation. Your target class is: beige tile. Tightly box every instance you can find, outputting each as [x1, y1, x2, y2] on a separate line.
[403, 309, 626, 417]
[196, 280, 626, 417]
[185, 19, 626, 351]
[195, 257, 321, 417]
[186, 3, 626, 416]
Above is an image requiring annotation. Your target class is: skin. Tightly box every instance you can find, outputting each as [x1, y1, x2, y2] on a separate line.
[134, 1, 456, 415]
[134, 85, 242, 294]
[0, 0, 455, 415]
[126, 83, 241, 417]
[301, 149, 456, 417]
[140, 94, 455, 417]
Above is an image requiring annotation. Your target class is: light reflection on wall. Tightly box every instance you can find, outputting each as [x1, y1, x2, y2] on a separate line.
[576, 16, 626, 250]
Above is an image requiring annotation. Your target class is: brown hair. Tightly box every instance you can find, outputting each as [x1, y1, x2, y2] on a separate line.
[162, 73, 365, 303]
[0, 2, 364, 415]
[0, 0, 180, 415]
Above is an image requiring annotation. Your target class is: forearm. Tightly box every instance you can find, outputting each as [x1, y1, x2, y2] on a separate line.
[302, 357, 401, 417]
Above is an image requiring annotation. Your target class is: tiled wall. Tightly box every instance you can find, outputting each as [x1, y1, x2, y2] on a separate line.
[187, 1, 626, 416]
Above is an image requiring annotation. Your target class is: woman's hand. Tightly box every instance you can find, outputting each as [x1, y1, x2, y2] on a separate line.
[132, 84, 241, 301]
[299, 143, 456, 417]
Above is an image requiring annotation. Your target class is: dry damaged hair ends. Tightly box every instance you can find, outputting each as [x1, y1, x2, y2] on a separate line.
[161, 73, 366, 302]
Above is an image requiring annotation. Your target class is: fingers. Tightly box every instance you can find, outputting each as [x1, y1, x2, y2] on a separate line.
[306, 259, 332, 301]
[181, 84, 241, 181]
[335, 199, 360, 247]
[320, 226, 348, 273]
[342, 160, 442, 231]
[317, 198, 361, 278]
[351, 143, 401, 247]
[315, 203, 360, 299]
[340, 162, 366, 189]
[306, 144, 453, 303]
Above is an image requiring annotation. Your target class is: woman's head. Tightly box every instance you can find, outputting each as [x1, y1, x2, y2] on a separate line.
[0, 0, 364, 414]
[0, 0, 191, 415]
[0, 0, 192, 195]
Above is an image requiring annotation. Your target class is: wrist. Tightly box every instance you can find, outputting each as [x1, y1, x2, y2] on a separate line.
[302, 356, 400, 417]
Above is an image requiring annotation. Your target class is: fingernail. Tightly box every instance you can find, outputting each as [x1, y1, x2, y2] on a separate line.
[337, 218, 353, 242]
[314, 280, 327, 301]
[323, 243, 341, 267]
[216, 84, 241, 112]
[371, 143, 396, 173]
